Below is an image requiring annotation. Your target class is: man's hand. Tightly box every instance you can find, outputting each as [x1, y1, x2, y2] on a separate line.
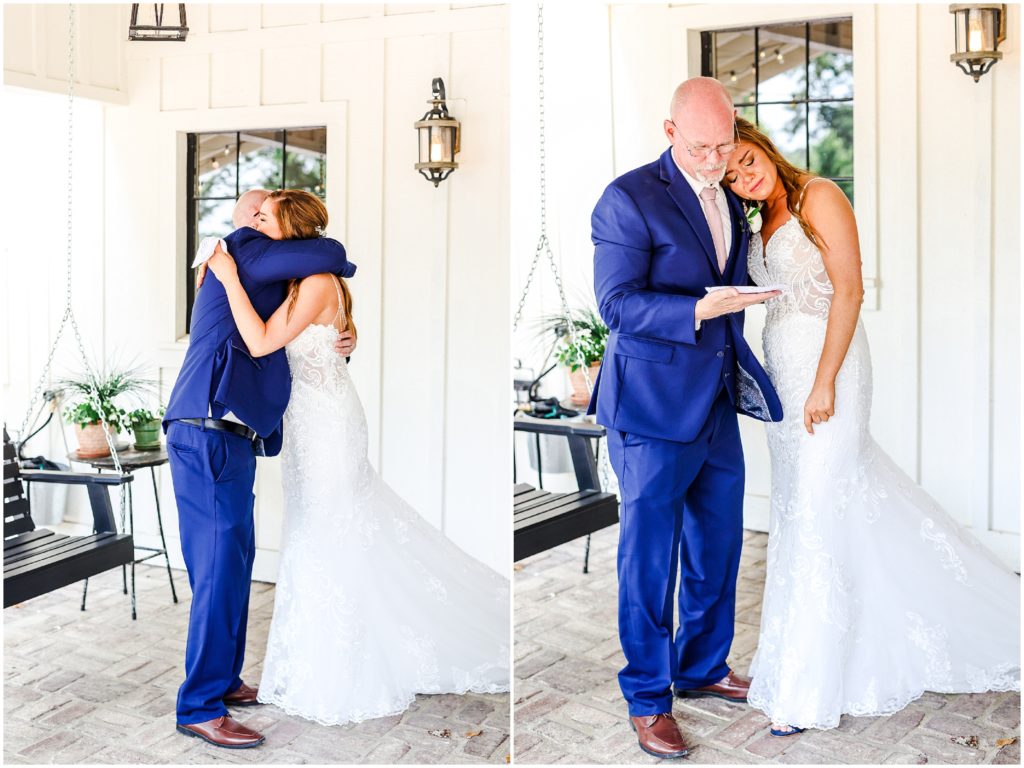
[207, 242, 238, 282]
[803, 381, 836, 435]
[334, 329, 356, 357]
[196, 262, 208, 289]
[694, 288, 780, 322]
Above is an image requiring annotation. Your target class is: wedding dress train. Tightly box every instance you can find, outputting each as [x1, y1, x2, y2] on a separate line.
[746, 207, 1020, 730]
[257, 289, 509, 725]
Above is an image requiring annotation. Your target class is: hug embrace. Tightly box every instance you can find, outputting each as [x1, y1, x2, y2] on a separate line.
[588, 76, 1020, 759]
[163, 189, 509, 749]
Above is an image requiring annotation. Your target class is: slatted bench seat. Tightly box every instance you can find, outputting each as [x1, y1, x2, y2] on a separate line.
[513, 416, 619, 562]
[4, 426, 134, 608]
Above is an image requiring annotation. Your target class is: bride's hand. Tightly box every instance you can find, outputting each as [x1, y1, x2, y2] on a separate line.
[803, 381, 835, 435]
[208, 242, 238, 282]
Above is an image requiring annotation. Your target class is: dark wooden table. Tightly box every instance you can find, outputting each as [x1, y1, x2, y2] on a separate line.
[67, 446, 178, 619]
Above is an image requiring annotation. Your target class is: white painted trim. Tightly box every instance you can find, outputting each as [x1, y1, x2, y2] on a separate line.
[3, 72, 128, 105]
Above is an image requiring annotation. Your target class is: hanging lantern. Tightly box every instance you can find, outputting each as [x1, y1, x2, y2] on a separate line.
[128, 4, 189, 42]
[949, 4, 1007, 82]
[414, 77, 461, 187]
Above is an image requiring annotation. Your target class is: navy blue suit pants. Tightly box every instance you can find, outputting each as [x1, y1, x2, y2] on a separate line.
[607, 389, 745, 716]
[166, 421, 257, 725]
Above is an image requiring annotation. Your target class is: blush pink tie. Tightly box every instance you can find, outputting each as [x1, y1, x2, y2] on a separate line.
[699, 186, 728, 274]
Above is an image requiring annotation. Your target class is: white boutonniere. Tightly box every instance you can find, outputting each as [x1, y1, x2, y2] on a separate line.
[744, 202, 763, 234]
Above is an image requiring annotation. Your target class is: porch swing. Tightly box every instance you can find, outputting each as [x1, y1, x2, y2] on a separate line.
[512, 3, 619, 569]
[4, 5, 135, 608]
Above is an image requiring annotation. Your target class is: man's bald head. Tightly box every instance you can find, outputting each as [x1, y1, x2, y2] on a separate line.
[668, 77, 733, 124]
[664, 77, 736, 183]
[232, 189, 270, 229]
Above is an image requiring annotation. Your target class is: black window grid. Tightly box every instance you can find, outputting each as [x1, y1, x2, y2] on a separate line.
[700, 20, 853, 189]
[184, 128, 325, 332]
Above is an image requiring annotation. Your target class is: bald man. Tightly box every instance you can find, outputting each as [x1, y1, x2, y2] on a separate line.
[164, 190, 356, 748]
[588, 77, 783, 758]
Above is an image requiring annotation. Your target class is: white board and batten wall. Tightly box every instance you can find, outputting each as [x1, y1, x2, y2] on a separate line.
[3, 3, 510, 578]
[510, 3, 1020, 568]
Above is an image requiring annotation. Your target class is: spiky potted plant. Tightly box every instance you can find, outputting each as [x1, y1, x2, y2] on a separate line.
[59, 362, 154, 458]
[538, 307, 609, 407]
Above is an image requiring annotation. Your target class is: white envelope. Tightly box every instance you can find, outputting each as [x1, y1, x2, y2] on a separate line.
[705, 284, 786, 294]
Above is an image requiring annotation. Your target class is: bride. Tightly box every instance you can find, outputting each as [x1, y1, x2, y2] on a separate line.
[721, 118, 1020, 735]
[206, 189, 509, 725]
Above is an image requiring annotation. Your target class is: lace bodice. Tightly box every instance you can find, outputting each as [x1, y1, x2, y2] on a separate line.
[285, 323, 353, 395]
[748, 216, 835, 322]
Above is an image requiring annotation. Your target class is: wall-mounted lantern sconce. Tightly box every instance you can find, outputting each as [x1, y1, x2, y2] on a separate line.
[414, 78, 460, 187]
[949, 4, 1007, 81]
[129, 4, 189, 41]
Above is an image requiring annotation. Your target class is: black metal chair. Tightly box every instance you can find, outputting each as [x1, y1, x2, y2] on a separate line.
[513, 416, 619, 569]
[4, 426, 134, 608]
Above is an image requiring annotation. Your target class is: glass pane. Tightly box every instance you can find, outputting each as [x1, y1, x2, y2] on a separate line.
[736, 105, 757, 125]
[197, 198, 235, 241]
[195, 132, 237, 198]
[758, 23, 807, 102]
[712, 28, 756, 106]
[809, 101, 853, 178]
[757, 102, 807, 170]
[835, 179, 854, 208]
[809, 19, 853, 99]
[418, 126, 430, 164]
[239, 129, 284, 190]
[283, 127, 327, 195]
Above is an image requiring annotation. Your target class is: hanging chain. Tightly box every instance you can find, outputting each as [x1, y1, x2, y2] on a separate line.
[15, 4, 126, 502]
[512, 2, 610, 490]
[512, 3, 590, 390]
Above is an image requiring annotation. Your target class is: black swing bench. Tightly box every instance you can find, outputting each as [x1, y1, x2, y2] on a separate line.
[513, 416, 619, 562]
[4, 426, 134, 608]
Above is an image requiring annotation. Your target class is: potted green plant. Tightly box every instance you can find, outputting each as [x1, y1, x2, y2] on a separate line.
[127, 407, 165, 451]
[539, 307, 609, 407]
[58, 362, 154, 458]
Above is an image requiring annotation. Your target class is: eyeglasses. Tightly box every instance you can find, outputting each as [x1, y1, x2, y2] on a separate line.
[671, 121, 739, 159]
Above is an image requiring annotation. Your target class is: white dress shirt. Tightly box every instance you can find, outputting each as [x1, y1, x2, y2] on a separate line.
[673, 161, 734, 331]
[674, 161, 733, 256]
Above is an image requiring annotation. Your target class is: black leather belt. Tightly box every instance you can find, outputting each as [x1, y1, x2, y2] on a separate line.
[177, 418, 257, 442]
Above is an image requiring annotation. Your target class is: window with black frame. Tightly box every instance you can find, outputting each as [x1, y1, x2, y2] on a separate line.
[701, 19, 853, 207]
[184, 127, 327, 331]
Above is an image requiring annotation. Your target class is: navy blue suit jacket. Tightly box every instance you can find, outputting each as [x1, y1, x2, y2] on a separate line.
[588, 148, 782, 444]
[164, 228, 356, 457]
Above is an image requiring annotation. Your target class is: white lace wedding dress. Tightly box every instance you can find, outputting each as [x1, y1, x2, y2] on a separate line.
[745, 197, 1020, 731]
[257, 283, 510, 725]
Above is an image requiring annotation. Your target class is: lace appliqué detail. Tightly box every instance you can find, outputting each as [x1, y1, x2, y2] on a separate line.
[745, 209, 1021, 731]
[257, 322, 510, 727]
[920, 519, 969, 585]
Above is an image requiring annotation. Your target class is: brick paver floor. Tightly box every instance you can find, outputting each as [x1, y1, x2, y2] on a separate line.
[4, 564, 509, 764]
[514, 527, 1020, 765]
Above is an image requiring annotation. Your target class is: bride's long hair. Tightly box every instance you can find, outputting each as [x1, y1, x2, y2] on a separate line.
[733, 117, 824, 249]
[268, 189, 357, 341]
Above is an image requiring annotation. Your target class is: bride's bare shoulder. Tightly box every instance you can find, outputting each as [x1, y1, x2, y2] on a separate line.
[799, 177, 851, 217]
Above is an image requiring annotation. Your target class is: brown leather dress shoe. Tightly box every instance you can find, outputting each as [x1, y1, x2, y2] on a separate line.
[675, 670, 750, 702]
[629, 713, 691, 759]
[175, 715, 265, 749]
[223, 682, 261, 706]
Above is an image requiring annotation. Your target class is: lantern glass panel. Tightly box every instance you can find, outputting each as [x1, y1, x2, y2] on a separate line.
[426, 125, 447, 164]
[419, 126, 430, 164]
[441, 126, 454, 162]
[957, 8, 997, 52]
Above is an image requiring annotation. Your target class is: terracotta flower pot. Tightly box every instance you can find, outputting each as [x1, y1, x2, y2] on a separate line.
[568, 362, 602, 406]
[74, 422, 117, 458]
